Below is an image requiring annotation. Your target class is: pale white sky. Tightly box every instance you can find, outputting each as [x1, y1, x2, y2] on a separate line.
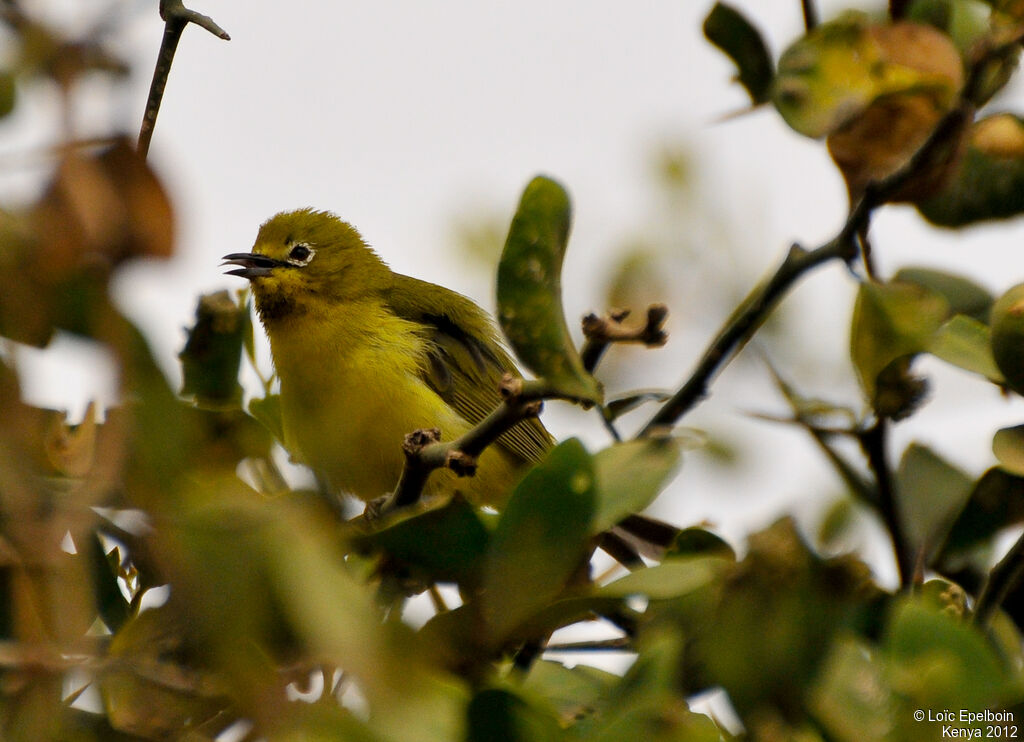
[7, 1, 1024, 588]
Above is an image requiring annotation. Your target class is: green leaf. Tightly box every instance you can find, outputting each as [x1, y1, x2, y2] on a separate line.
[597, 557, 725, 601]
[480, 438, 597, 644]
[918, 115, 1024, 226]
[993, 425, 1024, 476]
[940, 467, 1024, 562]
[248, 393, 284, 443]
[850, 280, 950, 402]
[702, 3, 774, 104]
[588, 629, 724, 742]
[466, 689, 563, 742]
[893, 266, 994, 321]
[591, 437, 682, 534]
[927, 314, 1003, 381]
[178, 290, 247, 409]
[89, 534, 130, 633]
[355, 496, 490, 587]
[885, 596, 1013, 711]
[666, 527, 736, 560]
[773, 14, 961, 139]
[497, 176, 601, 404]
[907, 0, 992, 52]
[522, 661, 618, 723]
[895, 443, 973, 563]
[810, 637, 893, 742]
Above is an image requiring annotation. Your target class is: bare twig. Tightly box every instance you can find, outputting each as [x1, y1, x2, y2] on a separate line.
[580, 304, 669, 374]
[138, 0, 230, 158]
[801, 0, 819, 31]
[858, 420, 915, 589]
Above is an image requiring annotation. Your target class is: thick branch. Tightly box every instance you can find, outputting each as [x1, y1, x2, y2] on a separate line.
[138, 0, 230, 158]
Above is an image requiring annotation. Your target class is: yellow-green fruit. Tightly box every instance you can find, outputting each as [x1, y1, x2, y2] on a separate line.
[991, 283, 1024, 394]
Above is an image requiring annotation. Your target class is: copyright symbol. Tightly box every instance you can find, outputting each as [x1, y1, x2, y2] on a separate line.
[914, 710, 925, 722]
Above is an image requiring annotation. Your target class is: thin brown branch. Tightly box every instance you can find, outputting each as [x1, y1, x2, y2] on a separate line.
[801, 0, 819, 30]
[858, 420, 915, 589]
[580, 304, 669, 374]
[138, 0, 230, 159]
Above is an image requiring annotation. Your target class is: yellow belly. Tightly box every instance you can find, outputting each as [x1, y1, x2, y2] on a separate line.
[268, 305, 522, 505]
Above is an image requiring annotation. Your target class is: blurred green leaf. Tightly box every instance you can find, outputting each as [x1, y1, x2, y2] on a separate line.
[940, 467, 1024, 562]
[702, 2, 774, 104]
[919, 115, 1024, 226]
[248, 393, 284, 443]
[894, 266, 994, 321]
[522, 661, 618, 724]
[773, 14, 961, 139]
[895, 443, 973, 564]
[466, 688, 563, 742]
[907, 0, 992, 51]
[928, 314, 1003, 381]
[666, 527, 736, 560]
[587, 629, 723, 742]
[89, 534, 130, 633]
[675, 519, 877, 719]
[885, 596, 1015, 711]
[356, 496, 490, 587]
[481, 439, 597, 644]
[179, 291, 247, 409]
[810, 636, 892, 742]
[850, 280, 950, 402]
[591, 437, 682, 534]
[598, 557, 725, 601]
[497, 176, 601, 404]
[993, 425, 1024, 476]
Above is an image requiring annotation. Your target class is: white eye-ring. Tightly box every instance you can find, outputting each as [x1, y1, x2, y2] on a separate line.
[287, 243, 315, 266]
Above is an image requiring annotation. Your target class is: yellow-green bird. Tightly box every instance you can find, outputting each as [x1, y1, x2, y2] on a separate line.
[224, 209, 673, 559]
[223, 208, 551, 507]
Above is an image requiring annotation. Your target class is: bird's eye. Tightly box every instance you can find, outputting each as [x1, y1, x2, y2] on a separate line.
[287, 244, 314, 265]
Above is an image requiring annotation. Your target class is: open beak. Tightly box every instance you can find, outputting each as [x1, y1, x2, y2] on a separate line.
[221, 252, 284, 279]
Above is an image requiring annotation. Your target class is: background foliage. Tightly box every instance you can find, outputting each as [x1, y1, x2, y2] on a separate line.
[4, 1, 1024, 740]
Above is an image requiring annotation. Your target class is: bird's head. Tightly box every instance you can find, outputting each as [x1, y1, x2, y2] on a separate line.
[223, 208, 390, 321]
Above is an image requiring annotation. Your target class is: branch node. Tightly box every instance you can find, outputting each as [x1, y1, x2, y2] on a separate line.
[445, 450, 477, 477]
[403, 428, 441, 457]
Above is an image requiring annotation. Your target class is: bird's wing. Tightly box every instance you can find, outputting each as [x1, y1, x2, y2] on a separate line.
[386, 273, 552, 464]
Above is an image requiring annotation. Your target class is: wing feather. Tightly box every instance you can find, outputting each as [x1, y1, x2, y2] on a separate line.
[386, 273, 552, 464]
